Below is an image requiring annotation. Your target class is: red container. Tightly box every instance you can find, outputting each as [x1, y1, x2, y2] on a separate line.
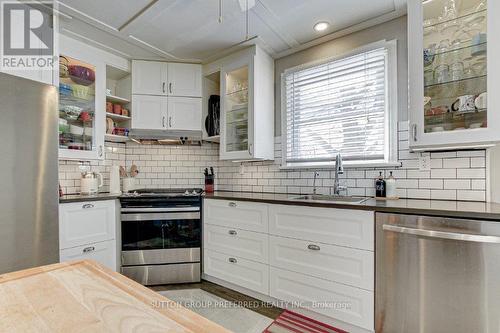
[113, 104, 122, 115]
[106, 102, 113, 113]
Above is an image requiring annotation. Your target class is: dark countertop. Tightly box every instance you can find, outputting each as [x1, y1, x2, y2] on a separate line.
[59, 193, 121, 203]
[204, 191, 500, 221]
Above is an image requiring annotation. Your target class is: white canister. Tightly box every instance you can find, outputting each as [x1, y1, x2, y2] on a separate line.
[122, 177, 136, 193]
[109, 166, 122, 195]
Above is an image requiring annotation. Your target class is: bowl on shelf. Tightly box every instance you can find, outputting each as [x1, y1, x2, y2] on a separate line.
[69, 125, 84, 136]
[71, 84, 93, 100]
[59, 56, 69, 78]
[59, 83, 72, 96]
[68, 65, 95, 86]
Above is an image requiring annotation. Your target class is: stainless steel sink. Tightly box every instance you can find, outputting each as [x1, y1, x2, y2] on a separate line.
[291, 194, 368, 204]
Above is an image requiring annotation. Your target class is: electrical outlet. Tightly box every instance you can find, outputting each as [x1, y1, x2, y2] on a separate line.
[418, 154, 431, 171]
[239, 163, 245, 175]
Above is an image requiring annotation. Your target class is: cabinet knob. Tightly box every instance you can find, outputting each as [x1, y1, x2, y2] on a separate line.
[307, 244, 321, 251]
[169, 83, 173, 94]
[228, 230, 237, 235]
[98, 145, 103, 158]
[228, 257, 237, 263]
[82, 203, 94, 209]
[162, 82, 166, 93]
[83, 246, 95, 253]
[169, 116, 172, 128]
[412, 124, 418, 142]
[162, 116, 166, 128]
[228, 202, 237, 207]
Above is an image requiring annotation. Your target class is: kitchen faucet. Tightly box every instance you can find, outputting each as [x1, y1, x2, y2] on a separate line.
[333, 153, 346, 195]
[313, 171, 320, 194]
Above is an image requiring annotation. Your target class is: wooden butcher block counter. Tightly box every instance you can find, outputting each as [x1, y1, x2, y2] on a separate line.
[0, 260, 231, 332]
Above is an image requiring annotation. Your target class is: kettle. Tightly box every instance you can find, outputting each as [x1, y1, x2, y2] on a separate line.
[80, 171, 103, 194]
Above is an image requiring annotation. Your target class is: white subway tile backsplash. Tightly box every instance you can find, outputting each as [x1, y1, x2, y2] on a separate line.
[58, 136, 488, 202]
[442, 158, 470, 169]
[431, 190, 457, 200]
[444, 179, 471, 190]
[457, 190, 486, 202]
[431, 169, 457, 179]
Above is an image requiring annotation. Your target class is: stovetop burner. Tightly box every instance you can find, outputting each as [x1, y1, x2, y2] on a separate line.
[121, 188, 204, 198]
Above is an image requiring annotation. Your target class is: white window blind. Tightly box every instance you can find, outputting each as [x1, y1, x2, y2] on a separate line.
[284, 47, 390, 166]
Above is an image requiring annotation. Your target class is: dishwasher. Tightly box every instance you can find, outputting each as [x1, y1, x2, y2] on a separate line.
[376, 212, 500, 333]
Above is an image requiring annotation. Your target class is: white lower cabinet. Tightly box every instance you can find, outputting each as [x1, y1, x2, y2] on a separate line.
[270, 267, 374, 331]
[60, 240, 116, 269]
[204, 249, 269, 294]
[202, 198, 374, 331]
[269, 235, 374, 291]
[203, 199, 268, 233]
[269, 204, 374, 251]
[204, 224, 269, 264]
[59, 200, 117, 271]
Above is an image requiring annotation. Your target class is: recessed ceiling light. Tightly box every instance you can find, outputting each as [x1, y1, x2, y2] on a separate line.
[313, 21, 329, 32]
[422, 0, 434, 4]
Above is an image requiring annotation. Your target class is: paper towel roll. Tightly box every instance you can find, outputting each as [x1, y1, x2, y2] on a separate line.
[110, 165, 122, 195]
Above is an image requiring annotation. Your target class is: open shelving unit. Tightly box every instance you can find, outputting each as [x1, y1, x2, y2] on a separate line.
[105, 65, 132, 143]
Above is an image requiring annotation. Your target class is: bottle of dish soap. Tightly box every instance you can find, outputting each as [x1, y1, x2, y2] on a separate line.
[386, 171, 397, 199]
[375, 172, 386, 198]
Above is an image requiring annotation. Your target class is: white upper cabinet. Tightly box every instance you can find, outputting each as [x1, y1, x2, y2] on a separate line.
[132, 61, 202, 97]
[207, 45, 274, 161]
[408, 0, 500, 151]
[132, 60, 168, 96]
[131, 60, 202, 132]
[167, 97, 202, 131]
[132, 94, 167, 130]
[167, 63, 202, 97]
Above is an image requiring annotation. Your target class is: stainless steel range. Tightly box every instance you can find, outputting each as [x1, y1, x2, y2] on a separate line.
[120, 188, 202, 285]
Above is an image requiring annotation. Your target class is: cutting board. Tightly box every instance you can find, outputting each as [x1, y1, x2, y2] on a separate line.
[0, 260, 231, 333]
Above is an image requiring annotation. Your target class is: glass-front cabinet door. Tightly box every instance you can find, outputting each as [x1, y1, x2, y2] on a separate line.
[58, 53, 105, 160]
[409, 0, 500, 150]
[220, 56, 254, 160]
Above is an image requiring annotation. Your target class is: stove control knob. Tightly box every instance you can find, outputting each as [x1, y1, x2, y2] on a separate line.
[192, 190, 197, 195]
[184, 190, 190, 196]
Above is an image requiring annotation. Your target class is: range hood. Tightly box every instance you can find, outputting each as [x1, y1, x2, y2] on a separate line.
[128, 129, 203, 145]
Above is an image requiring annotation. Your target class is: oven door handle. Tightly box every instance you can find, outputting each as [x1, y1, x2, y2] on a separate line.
[121, 207, 199, 213]
[121, 212, 200, 221]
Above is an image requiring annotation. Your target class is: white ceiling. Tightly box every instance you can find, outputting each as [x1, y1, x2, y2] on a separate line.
[57, 0, 407, 62]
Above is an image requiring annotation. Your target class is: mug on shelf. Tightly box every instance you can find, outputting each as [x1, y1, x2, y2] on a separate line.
[475, 92, 487, 109]
[451, 95, 476, 112]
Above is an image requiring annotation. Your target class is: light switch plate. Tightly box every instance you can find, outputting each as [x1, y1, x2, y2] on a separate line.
[418, 154, 431, 171]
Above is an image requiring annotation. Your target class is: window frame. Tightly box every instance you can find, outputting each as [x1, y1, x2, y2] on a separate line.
[280, 39, 399, 169]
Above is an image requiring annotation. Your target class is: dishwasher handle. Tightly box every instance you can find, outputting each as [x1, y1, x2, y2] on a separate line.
[382, 224, 500, 244]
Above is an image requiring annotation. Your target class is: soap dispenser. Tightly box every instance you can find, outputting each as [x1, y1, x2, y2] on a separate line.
[386, 171, 397, 199]
[375, 172, 386, 198]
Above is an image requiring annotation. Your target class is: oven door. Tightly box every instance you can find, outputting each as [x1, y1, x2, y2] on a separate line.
[121, 208, 201, 266]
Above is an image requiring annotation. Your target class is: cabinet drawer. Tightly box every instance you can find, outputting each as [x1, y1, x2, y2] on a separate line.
[269, 235, 373, 290]
[204, 225, 269, 264]
[204, 199, 268, 233]
[270, 267, 374, 331]
[60, 240, 116, 271]
[59, 200, 116, 249]
[269, 205, 374, 250]
[204, 249, 269, 294]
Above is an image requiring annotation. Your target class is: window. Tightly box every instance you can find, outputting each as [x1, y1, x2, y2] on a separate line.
[281, 40, 398, 168]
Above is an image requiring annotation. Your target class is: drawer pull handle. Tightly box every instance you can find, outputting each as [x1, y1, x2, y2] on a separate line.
[228, 257, 237, 263]
[228, 202, 237, 207]
[307, 244, 321, 251]
[228, 230, 237, 235]
[83, 246, 95, 253]
[82, 204, 94, 209]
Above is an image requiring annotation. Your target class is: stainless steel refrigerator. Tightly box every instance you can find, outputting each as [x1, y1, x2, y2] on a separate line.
[0, 72, 59, 274]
